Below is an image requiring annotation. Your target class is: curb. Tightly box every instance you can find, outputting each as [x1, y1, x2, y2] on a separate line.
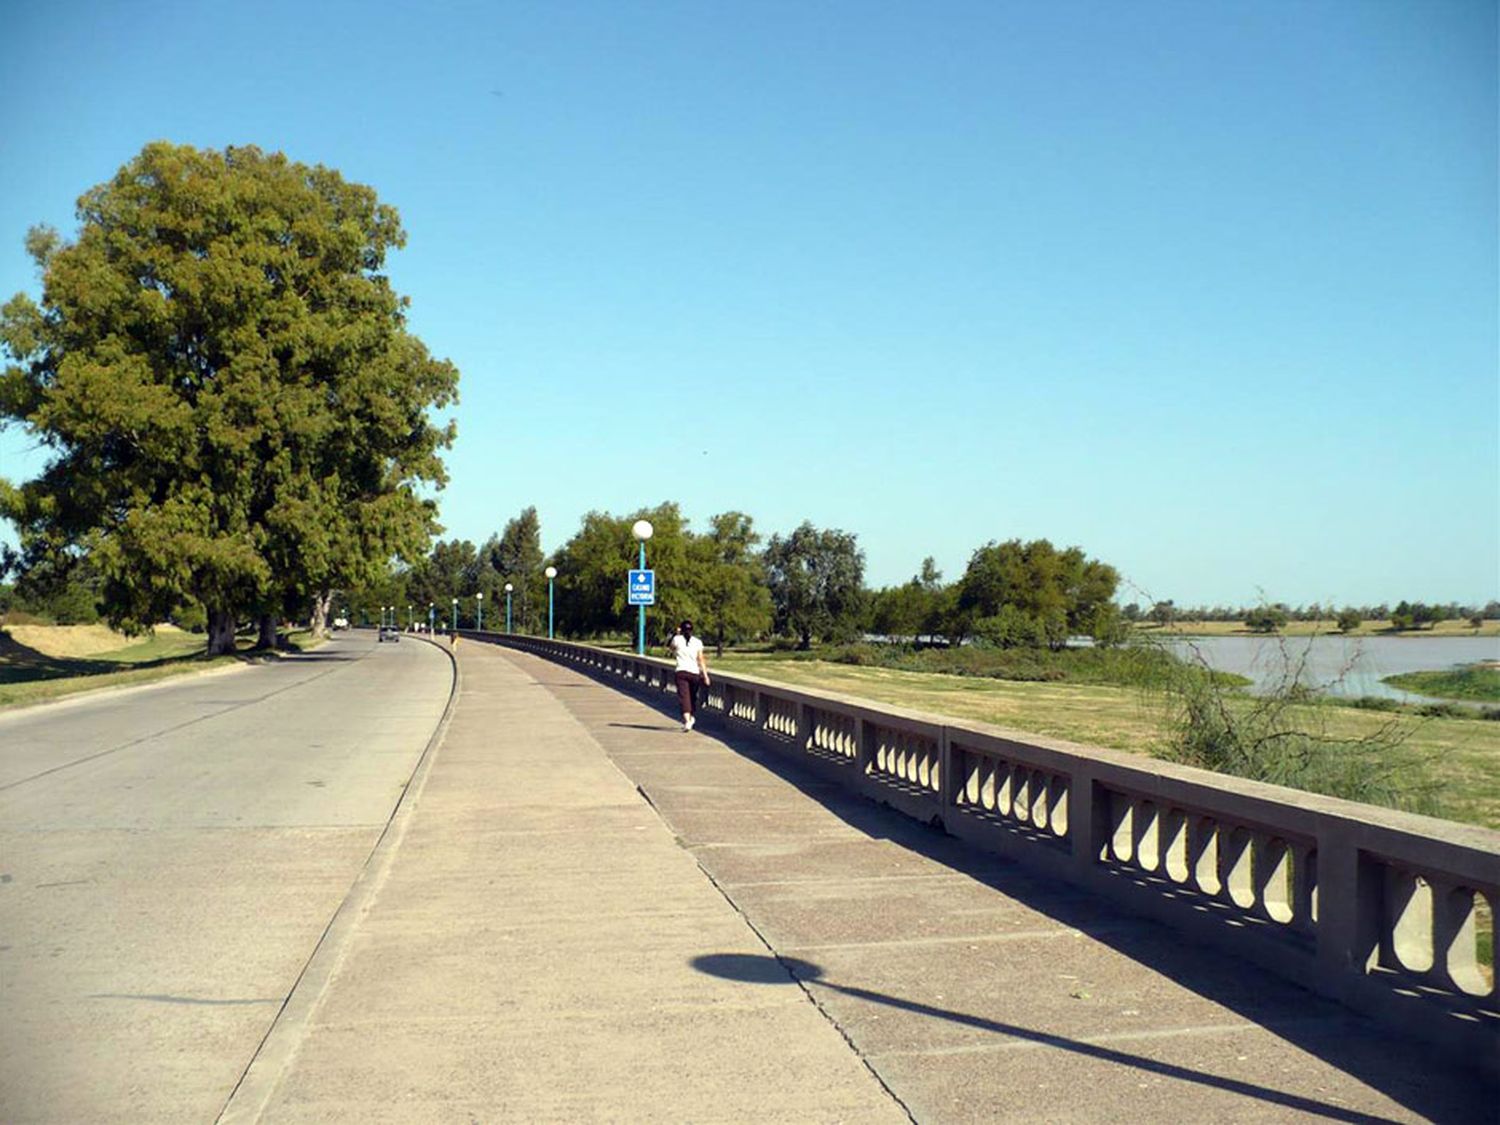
[216, 634, 462, 1124]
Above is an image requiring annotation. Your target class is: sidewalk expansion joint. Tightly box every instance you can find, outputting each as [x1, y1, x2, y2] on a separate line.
[635, 775, 920, 1125]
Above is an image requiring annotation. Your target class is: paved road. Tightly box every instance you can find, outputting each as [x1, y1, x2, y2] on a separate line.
[0, 632, 452, 1124]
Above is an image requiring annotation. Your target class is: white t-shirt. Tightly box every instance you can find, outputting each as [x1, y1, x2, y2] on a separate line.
[670, 634, 705, 674]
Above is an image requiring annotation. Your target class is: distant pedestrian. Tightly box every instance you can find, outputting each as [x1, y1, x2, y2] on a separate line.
[667, 619, 710, 732]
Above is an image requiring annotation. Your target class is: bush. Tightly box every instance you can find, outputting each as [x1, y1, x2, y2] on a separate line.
[832, 643, 887, 667]
[172, 602, 208, 634]
[1245, 605, 1289, 633]
[1350, 696, 1402, 712]
[1145, 645, 1446, 815]
[1414, 702, 1466, 720]
[972, 606, 1047, 649]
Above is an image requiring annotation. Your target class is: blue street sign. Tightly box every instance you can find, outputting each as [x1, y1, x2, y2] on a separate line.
[628, 569, 655, 605]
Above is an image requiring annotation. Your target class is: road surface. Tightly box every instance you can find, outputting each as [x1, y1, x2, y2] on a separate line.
[0, 632, 452, 1123]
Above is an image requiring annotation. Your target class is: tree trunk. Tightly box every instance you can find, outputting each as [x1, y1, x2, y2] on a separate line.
[309, 591, 332, 639]
[255, 613, 277, 650]
[207, 609, 238, 656]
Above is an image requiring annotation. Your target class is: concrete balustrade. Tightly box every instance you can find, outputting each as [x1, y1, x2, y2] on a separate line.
[463, 631, 1499, 1075]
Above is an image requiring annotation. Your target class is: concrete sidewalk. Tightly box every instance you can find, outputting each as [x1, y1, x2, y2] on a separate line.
[229, 641, 1493, 1123]
[222, 640, 907, 1122]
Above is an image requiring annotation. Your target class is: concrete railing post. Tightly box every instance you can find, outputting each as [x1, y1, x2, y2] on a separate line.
[1314, 828, 1380, 989]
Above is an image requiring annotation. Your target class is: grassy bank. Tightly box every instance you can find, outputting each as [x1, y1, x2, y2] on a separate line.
[713, 653, 1500, 831]
[784, 641, 1250, 689]
[1, 627, 224, 709]
[1383, 665, 1500, 703]
[0, 624, 324, 710]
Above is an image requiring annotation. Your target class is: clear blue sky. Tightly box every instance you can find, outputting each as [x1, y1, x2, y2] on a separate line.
[1, 0, 1495, 607]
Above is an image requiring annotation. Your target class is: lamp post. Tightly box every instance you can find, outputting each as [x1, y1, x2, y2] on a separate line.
[504, 583, 513, 634]
[407, 604, 413, 632]
[381, 605, 389, 629]
[428, 602, 434, 634]
[632, 519, 653, 655]
[545, 566, 557, 639]
[476, 591, 484, 632]
[451, 597, 458, 633]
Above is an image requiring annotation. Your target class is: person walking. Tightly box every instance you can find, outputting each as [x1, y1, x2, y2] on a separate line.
[668, 619, 710, 732]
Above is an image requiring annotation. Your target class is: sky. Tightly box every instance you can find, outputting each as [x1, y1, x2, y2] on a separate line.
[0, 0, 1495, 608]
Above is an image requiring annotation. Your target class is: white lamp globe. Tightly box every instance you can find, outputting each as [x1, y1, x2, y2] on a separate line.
[545, 566, 557, 579]
[504, 583, 514, 592]
[631, 519, 654, 542]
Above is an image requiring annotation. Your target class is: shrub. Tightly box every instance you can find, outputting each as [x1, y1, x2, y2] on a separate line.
[972, 606, 1046, 649]
[173, 602, 208, 634]
[1144, 643, 1446, 815]
[1415, 702, 1466, 720]
[1245, 605, 1289, 633]
[1350, 696, 1402, 712]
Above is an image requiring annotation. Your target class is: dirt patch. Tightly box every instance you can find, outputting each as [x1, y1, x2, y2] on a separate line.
[0, 623, 182, 659]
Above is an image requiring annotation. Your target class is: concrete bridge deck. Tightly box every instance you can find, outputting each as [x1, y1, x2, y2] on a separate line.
[228, 641, 1493, 1122]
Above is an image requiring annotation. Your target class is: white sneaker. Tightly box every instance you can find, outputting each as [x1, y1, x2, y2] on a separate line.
[685, 715, 695, 731]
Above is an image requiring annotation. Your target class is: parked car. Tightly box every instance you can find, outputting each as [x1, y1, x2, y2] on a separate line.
[378, 625, 400, 643]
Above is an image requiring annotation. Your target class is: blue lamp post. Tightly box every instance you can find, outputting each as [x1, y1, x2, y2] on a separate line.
[632, 520, 653, 655]
[451, 597, 458, 633]
[428, 602, 434, 634]
[407, 604, 413, 631]
[545, 566, 557, 638]
[504, 583, 513, 633]
[476, 591, 484, 632]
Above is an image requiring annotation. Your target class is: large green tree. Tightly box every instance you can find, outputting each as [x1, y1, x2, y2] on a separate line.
[691, 511, 773, 655]
[486, 506, 545, 632]
[764, 521, 865, 649]
[870, 557, 949, 643]
[952, 538, 1120, 649]
[0, 142, 457, 653]
[550, 503, 698, 641]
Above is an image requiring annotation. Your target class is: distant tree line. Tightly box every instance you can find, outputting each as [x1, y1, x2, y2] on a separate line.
[1127, 599, 1500, 633]
[351, 509, 1130, 654]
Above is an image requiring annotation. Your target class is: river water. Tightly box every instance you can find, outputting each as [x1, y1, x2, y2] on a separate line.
[1164, 634, 1500, 702]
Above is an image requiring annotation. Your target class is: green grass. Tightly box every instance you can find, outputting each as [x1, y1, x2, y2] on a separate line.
[1383, 666, 1500, 703]
[1, 631, 226, 709]
[0, 627, 325, 710]
[713, 653, 1500, 831]
[785, 641, 1252, 690]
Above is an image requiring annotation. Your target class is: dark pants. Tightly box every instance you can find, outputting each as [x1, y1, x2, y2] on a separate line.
[675, 670, 702, 715]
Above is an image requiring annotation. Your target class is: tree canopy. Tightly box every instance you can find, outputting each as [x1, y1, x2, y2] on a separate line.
[764, 521, 866, 649]
[0, 142, 457, 652]
[953, 538, 1120, 649]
